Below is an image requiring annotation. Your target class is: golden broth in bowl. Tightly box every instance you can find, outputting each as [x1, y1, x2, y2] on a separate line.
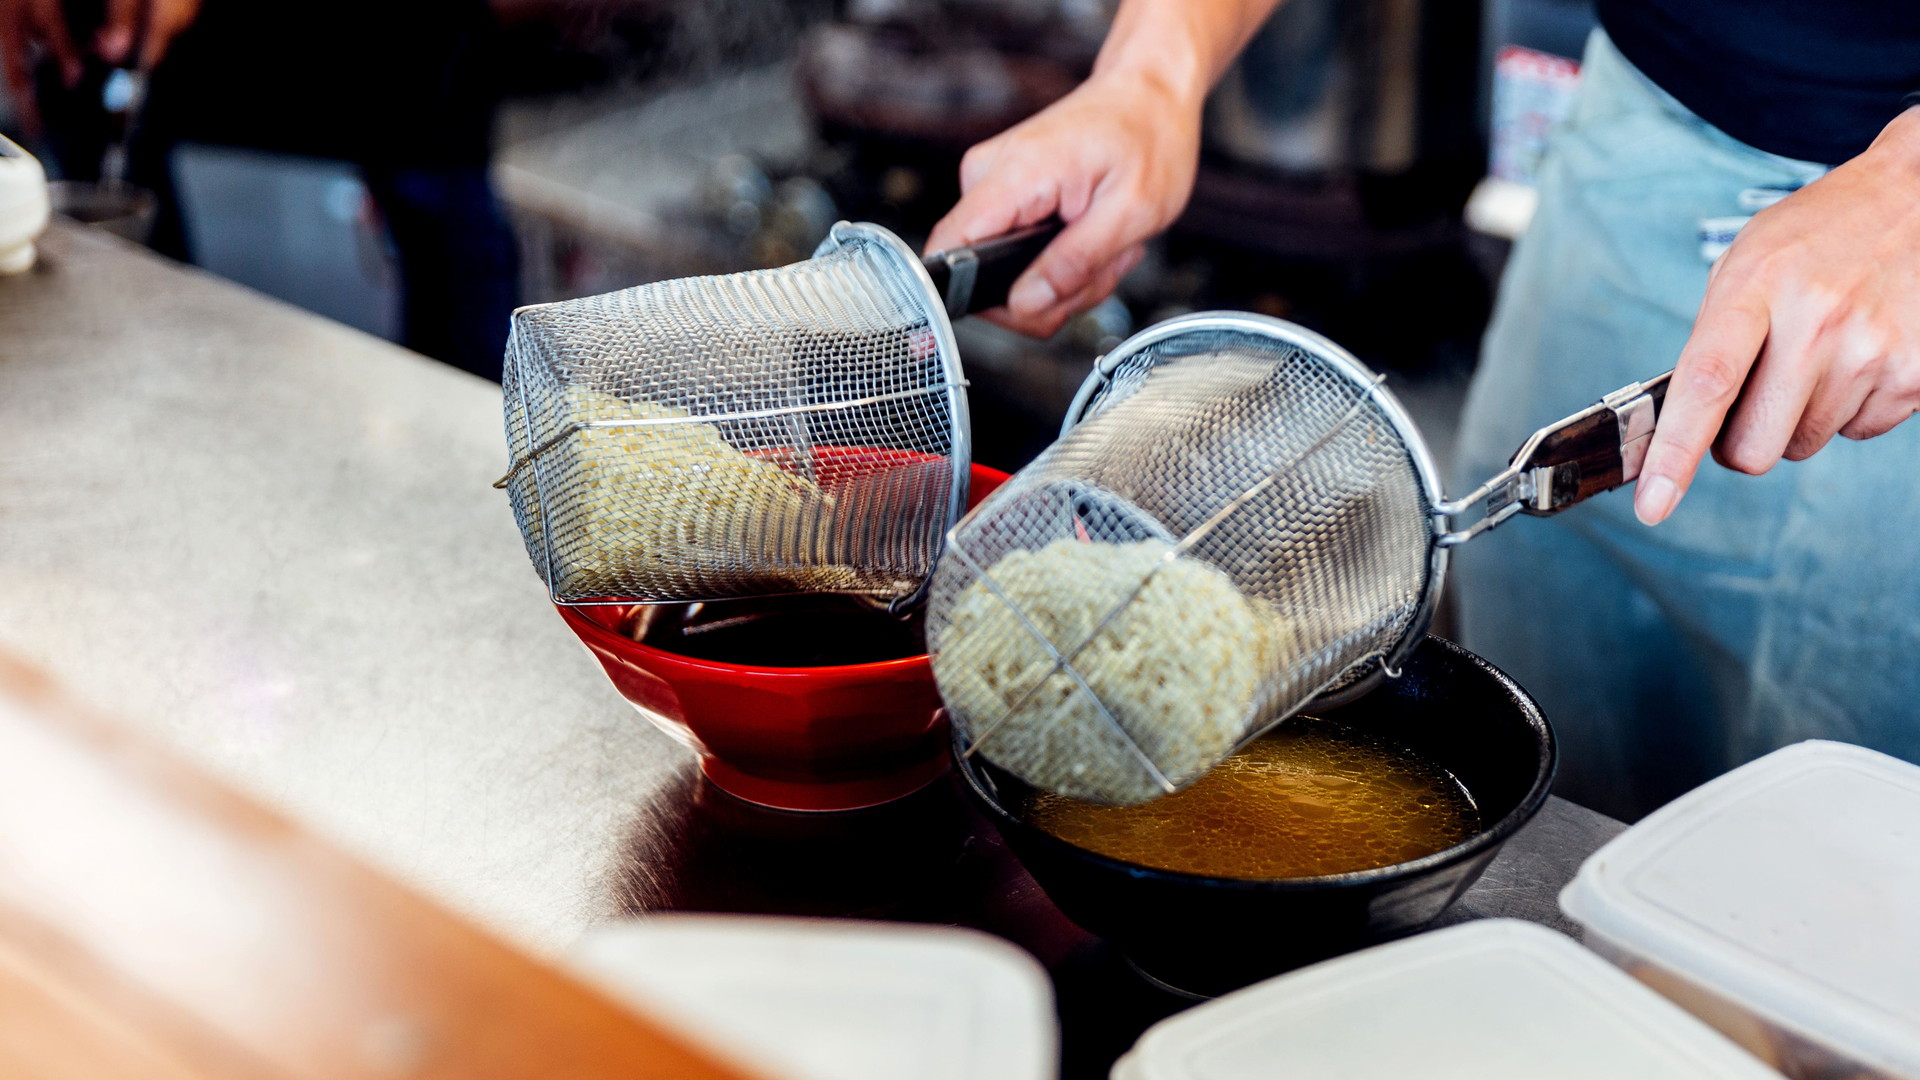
[1025, 716, 1479, 879]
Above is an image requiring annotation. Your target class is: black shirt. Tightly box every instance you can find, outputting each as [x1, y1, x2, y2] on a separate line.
[1597, 0, 1920, 165]
[144, 0, 499, 168]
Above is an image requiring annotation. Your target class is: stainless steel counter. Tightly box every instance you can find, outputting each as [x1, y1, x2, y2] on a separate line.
[0, 222, 682, 951]
[0, 223, 1622, 1064]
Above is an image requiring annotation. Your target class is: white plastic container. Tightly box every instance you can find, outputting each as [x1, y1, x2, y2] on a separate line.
[0, 134, 50, 275]
[567, 915, 1057, 1080]
[1112, 919, 1781, 1079]
[1561, 740, 1920, 1079]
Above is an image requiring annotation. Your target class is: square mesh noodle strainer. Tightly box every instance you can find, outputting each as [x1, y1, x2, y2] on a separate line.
[501, 223, 968, 607]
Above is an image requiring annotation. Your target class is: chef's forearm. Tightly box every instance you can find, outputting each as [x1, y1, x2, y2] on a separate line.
[1091, 0, 1288, 106]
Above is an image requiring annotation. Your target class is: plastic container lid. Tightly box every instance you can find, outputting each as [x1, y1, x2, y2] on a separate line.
[1113, 919, 1781, 1080]
[0, 134, 50, 276]
[566, 915, 1056, 1080]
[1560, 740, 1920, 1077]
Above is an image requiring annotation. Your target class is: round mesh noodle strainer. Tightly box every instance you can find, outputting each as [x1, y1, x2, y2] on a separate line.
[496, 220, 1054, 610]
[928, 312, 1670, 804]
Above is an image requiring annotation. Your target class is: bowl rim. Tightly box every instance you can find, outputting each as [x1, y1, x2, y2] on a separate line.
[557, 600, 934, 678]
[953, 635, 1558, 892]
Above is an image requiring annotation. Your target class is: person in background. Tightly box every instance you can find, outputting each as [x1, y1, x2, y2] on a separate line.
[0, 0, 519, 382]
[927, 0, 1920, 820]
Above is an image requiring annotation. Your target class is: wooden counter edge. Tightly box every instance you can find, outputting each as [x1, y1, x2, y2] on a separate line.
[0, 650, 768, 1080]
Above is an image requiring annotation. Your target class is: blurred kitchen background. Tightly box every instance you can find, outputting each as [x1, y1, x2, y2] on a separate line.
[0, 0, 1596, 476]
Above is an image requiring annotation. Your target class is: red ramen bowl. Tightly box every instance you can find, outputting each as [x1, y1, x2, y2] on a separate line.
[558, 463, 1008, 812]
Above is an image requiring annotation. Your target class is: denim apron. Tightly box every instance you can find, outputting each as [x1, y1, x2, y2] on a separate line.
[1451, 30, 1920, 820]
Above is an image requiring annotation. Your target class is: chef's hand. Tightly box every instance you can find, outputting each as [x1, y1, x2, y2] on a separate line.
[0, 0, 81, 135]
[924, 72, 1198, 338]
[96, 0, 201, 71]
[0, 0, 197, 135]
[926, 0, 1284, 338]
[1635, 106, 1920, 525]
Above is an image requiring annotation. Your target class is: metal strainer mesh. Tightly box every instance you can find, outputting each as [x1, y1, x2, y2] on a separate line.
[500, 223, 966, 606]
[926, 318, 1435, 804]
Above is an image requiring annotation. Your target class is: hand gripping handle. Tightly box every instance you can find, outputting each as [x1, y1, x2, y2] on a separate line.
[921, 220, 1064, 318]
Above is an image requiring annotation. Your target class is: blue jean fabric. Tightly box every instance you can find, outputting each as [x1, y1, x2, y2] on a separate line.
[361, 165, 520, 383]
[1452, 31, 1920, 821]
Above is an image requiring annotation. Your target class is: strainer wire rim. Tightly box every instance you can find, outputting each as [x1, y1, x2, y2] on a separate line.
[822, 220, 974, 610]
[502, 320, 565, 603]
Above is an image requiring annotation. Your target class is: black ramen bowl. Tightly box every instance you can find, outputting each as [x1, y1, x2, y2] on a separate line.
[955, 635, 1555, 997]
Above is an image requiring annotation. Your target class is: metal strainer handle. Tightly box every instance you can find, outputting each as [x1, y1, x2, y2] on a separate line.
[922, 219, 1063, 318]
[1438, 369, 1673, 546]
